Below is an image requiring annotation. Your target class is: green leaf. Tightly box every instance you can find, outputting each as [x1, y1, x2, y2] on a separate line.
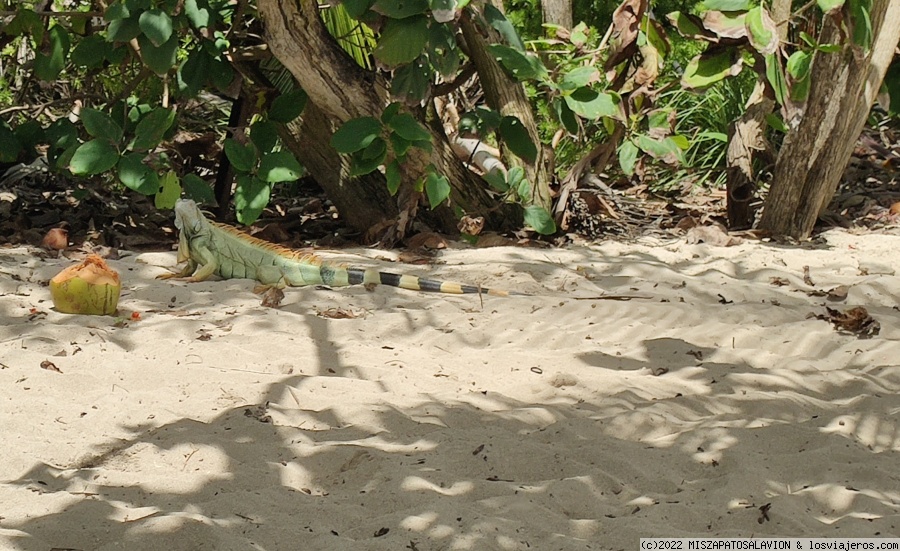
[523, 205, 556, 235]
[155, 170, 181, 210]
[0, 125, 22, 163]
[182, 173, 217, 205]
[331, 117, 383, 153]
[670, 134, 690, 150]
[71, 35, 112, 68]
[107, 16, 141, 42]
[553, 98, 579, 134]
[507, 165, 525, 189]
[488, 45, 548, 81]
[138, 34, 178, 74]
[391, 56, 431, 102]
[178, 48, 210, 96]
[666, 11, 710, 39]
[7, 8, 43, 41]
[131, 107, 175, 151]
[234, 175, 270, 224]
[848, 0, 871, 49]
[269, 89, 308, 123]
[430, 0, 456, 22]
[381, 102, 402, 124]
[765, 53, 787, 106]
[224, 138, 257, 172]
[498, 116, 537, 163]
[259, 151, 303, 183]
[46, 119, 78, 152]
[559, 66, 599, 92]
[13, 120, 45, 151]
[374, 15, 429, 67]
[682, 48, 742, 90]
[636, 135, 685, 164]
[483, 4, 524, 50]
[700, 0, 750, 11]
[746, 6, 777, 55]
[184, 0, 211, 29]
[34, 26, 70, 81]
[483, 168, 508, 192]
[786, 51, 812, 80]
[249, 120, 279, 154]
[390, 133, 412, 158]
[564, 88, 621, 120]
[343, 0, 375, 19]
[817, 0, 845, 13]
[385, 159, 402, 195]
[427, 24, 460, 77]
[117, 152, 159, 195]
[387, 113, 431, 142]
[81, 108, 124, 143]
[69, 139, 120, 175]
[618, 139, 639, 176]
[372, 0, 428, 18]
[351, 137, 388, 176]
[138, 9, 173, 47]
[425, 171, 451, 209]
[104, 2, 130, 21]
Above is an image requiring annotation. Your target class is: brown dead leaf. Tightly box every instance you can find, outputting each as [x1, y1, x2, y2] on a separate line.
[604, 0, 647, 70]
[406, 231, 448, 250]
[809, 306, 880, 338]
[457, 215, 485, 236]
[827, 285, 850, 301]
[889, 201, 900, 215]
[769, 277, 790, 286]
[40, 360, 62, 373]
[685, 225, 742, 246]
[802, 266, 815, 286]
[260, 286, 285, 308]
[317, 307, 363, 319]
[397, 251, 436, 265]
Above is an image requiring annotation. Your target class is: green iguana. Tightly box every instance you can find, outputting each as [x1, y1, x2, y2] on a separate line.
[158, 199, 519, 296]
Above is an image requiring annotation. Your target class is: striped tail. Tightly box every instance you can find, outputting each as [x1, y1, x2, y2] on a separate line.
[345, 268, 522, 297]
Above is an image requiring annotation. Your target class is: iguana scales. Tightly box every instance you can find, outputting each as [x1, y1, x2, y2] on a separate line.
[158, 199, 518, 296]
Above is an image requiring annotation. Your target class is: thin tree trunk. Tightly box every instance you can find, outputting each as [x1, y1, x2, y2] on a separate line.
[459, 3, 554, 211]
[723, 0, 788, 229]
[758, 0, 900, 238]
[257, 0, 519, 240]
[541, 0, 572, 29]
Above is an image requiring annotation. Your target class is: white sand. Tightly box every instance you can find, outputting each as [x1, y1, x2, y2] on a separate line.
[1, 229, 899, 550]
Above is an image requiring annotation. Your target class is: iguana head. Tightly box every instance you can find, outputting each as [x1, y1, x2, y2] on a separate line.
[173, 199, 205, 234]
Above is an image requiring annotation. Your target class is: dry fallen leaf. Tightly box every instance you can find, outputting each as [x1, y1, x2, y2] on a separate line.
[809, 306, 880, 338]
[769, 277, 790, 286]
[259, 286, 285, 308]
[40, 360, 62, 373]
[685, 225, 742, 246]
[826, 285, 850, 301]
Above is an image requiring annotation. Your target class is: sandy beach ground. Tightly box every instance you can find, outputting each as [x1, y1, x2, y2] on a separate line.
[1, 228, 899, 550]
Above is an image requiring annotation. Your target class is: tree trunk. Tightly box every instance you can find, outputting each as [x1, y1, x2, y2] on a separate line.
[257, 0, 519, 240]
[278, 100, 400, 239]
[459, 3, 554, 211]
[723, 0, 788, 229]
[541, 0, 572, 29]
[758, 0, 900, 238]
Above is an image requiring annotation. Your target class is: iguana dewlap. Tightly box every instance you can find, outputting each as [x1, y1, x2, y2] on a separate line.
[157, 199, 518, 296]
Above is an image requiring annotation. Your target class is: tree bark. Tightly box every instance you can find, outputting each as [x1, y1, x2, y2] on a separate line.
[459, 3, 554, 211]
[541, 0, 572, 29]
[758, 0, 900, 238]
[723, 0, 788, 230]
[257, 0, 519, 239]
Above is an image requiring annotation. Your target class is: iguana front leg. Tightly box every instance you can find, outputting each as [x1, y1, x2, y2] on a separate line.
[157, 241, 218, 282]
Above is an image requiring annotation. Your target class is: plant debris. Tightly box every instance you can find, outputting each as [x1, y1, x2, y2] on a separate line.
[808, 306, 880, 338]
